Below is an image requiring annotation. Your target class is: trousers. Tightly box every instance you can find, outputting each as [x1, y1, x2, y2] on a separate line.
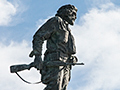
[41, 65, 71, 90]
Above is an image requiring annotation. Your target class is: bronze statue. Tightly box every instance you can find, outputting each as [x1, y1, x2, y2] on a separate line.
[10, 4, 84, 90]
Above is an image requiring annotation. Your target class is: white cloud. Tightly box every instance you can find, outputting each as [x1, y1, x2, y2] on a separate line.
[69, 2, 120, 90]
[0, 0, 16, 26]
[0, 0, 27, 26]
[0, 41, 45, 90]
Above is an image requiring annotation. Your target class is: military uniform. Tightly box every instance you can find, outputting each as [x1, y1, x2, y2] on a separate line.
[32, 16, 76, 90]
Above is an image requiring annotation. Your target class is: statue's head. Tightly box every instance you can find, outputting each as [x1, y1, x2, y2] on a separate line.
[56, 4, 77, 25]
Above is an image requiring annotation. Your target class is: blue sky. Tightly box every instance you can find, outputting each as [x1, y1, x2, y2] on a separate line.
[0, 0, 90, 43]
[1, 0, 120, 90]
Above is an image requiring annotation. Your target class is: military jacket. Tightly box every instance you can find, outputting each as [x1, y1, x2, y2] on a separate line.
[32, 16, 76, 61]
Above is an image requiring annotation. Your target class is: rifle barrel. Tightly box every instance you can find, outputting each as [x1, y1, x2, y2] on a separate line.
[46, 61, 84, 67]
[74, 63, 84, 65]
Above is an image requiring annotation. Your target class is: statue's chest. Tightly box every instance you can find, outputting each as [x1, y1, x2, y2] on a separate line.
[55, 29, 69, 43]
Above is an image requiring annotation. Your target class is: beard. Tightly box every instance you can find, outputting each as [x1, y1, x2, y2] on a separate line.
[63, 15, 75, 25]
[67, 19, 74, 25]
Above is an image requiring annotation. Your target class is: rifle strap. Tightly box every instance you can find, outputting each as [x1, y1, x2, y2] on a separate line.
[15, 65, 67, 84]
[15, 72, 42, 84]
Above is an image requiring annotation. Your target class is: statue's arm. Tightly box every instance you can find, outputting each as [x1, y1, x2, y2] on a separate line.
[29, 17, 58, 70]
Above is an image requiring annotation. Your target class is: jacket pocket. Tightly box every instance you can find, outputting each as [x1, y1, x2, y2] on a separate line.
[58, 29, 69, 43]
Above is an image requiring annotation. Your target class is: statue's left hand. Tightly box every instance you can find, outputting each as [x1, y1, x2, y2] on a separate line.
[69, 56, 78, 65]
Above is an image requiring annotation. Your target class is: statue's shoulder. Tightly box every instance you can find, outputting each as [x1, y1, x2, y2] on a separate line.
[47, 16, 63, 24]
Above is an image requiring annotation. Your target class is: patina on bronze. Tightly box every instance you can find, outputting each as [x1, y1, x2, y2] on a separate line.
[10, 4, 84, 90]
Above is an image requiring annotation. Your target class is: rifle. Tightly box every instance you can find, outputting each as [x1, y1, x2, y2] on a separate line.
[10, 61, 84, 84]
[10, 61, 84, 73]
[10, 62, 35, 73]
[45, 61, 84, 67]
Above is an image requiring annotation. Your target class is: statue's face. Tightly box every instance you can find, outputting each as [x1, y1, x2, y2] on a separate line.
[66, 9, 77, 25]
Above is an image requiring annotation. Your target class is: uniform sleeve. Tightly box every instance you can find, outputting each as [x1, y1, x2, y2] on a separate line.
[32, 17, 59, 55]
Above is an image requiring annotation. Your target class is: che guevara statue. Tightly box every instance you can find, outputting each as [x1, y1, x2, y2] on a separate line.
[10, 4, 85, 90]
[28, 4, 78, 90]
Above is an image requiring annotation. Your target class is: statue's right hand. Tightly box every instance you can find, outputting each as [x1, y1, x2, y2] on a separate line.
[29, 51, 34, 57]
[29, 50, 41, 58]
[34, 56, 43, 70]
